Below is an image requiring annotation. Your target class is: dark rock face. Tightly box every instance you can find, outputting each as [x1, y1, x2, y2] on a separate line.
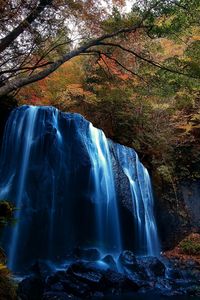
[181, 180, 200, 229]
[154, 177, 200, 250]
[0, 95, 18, 147]
[153, 172, 189, 250]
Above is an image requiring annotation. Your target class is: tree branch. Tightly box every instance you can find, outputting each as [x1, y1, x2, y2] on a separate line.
[0, 61, 53, 75]
[85, 50, 145, 82]
[97, 42, 200, 79]
[0, 0, 164, 96]
[0, 21, 149, 96]
[0, 0, 53, 53]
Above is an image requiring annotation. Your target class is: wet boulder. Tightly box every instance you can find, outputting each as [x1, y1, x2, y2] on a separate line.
[46, 271, 66, 287]
[71, 248, 101, 261]
[103, 269, 140, 293]
[59, 275, 91, 298]
[118, 250, 147, 280]
[118, 250, 137, 268]
[66, 260, 140, 296]
[67, 261, 104, 289]
[102, 254, 117, 271]
[136, 256, 165, 277]
[29, 260, 55, 280]
[46, 269, 92, 298]
[18, 275, 44, 300]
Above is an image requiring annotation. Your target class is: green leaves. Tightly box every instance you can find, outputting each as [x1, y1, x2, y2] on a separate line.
[180, 234, 200, 255]
[101, 6, 141, 34]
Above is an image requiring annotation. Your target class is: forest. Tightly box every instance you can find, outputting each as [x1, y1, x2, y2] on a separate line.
[0, 0, 200, 299]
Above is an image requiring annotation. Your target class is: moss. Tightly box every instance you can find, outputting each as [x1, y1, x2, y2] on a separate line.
[180, 234, 200, 255]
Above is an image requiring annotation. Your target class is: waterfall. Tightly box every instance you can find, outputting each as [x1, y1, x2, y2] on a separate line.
[85, 123, 122, 254]
[0, 105, 160, 271]
[0, 107, 38, 269]
[115, 144, 160, 256]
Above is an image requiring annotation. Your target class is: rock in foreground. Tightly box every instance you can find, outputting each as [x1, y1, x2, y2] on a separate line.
[17, 251, 200, 299]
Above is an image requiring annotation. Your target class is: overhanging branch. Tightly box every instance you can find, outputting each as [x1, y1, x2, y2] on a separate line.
[0, 22, 149, 97]
[97, 42, 200, 79]
[85, 50, 145, 82]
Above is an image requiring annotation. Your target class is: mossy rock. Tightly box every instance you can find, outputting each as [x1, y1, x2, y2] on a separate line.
[179, 234, 200, 256]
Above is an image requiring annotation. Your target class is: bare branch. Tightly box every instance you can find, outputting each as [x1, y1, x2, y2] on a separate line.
[0, 21, 149, 96]
[84, 49, 145, 82]
[0, 0, 53, 53]
[0, 61, 53, 75]
[97, 42, 200, 79]
[0, 0, 165, 96]
[99, 55, 114, 77]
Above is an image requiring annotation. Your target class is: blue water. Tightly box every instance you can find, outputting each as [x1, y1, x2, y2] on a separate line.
[85, 123, 122, 254]
[1, 107, 38, 269]
[0, 105, 160, 271]
[115, 145, 160, 256]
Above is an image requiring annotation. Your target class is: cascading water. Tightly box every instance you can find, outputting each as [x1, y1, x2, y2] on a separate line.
[0, 107, 38, 269]
[115, 144, 160, 256]
[85, 123, 122, 254]
[0, 105, 160, 272]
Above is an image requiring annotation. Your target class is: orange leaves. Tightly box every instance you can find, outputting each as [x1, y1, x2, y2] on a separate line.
[99, 54, 129, 80]
[19, 57, 86, 105]
[98, 47, 139, 82]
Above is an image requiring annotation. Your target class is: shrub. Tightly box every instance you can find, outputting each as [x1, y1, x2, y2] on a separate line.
[179, 234, 200, 256]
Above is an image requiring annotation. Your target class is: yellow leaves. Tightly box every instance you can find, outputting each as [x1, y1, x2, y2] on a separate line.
[152, 103, 170, 109]
[158, 39, 185, 60]
[0, 263, 6, 270]
[156, 15, 175, 28]
[0, 263, 10, 277]
[0, 248, 10, 277]
[192, 35, 200, 41]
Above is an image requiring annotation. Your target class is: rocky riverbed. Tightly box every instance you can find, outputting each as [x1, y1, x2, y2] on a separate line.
[17, 249, 200, 300]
